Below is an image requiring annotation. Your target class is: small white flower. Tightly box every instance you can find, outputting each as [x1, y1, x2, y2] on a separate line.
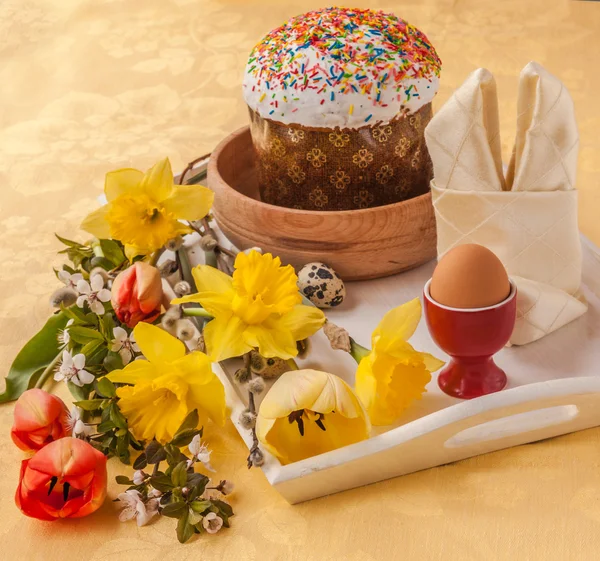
[110, 326, 140, 365]
[117, 490, 159, 527]
[54, 350, 95, 387]
[202, 512, 223, 534]
[187, 435, 215, 472]
[58, 270, 83, 290]
[148, 489, 162, 498]
[76, 275, 111, 315]
[219, 480, 235, 495]
[67, 406, 93, 437]
[58, 319, 74, 347]
[132, 470, 146, 485]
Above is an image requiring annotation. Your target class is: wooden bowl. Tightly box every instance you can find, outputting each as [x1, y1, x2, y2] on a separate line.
[207, 126, 437, 281]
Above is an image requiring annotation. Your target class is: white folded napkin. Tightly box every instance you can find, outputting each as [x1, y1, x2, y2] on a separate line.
[425, 62, 587, 345]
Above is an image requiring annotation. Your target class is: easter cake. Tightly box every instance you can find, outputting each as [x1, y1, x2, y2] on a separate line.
[243, 7, 441, 210]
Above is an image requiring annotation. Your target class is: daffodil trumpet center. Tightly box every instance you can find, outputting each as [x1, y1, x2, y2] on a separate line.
[288, 409, 329, 436]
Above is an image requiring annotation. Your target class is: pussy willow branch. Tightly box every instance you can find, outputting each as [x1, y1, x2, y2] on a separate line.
[178, 153, 211, 186]
[244, 352, 260, 469]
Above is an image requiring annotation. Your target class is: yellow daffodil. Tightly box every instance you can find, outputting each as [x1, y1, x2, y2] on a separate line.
[106, 322, 226, 443]
[172, 251, 325, 361]
[256, 369, 370, 465]
[354, 298, 444, 426]
[81, 158, 214, 259]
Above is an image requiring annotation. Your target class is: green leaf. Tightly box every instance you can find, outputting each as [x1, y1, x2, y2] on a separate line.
[170, 428, 202, 448]
[73, 398, 104, 411]
[109, 403, 128, 429]
[150, 474, 175, 493]
[174, 410, 200, 437]
[67, 381, 91, 402]
[68, 326, 105, 344]
[164, 443, 187, 466]
[176, 509, 195, 544]
[96, 376, 117, 397]
[78, 339, 104, 359]
[91, 256, 116, 271]
[133, 453, 148, 470]
[100, 239, 126, 267]
[115, 475, 133, 485]
[97, 420, 116, 433]
[161, 501, 188, 519]
[60, 304, 88, 322]
[171, 461, 188, 487]
[0, 312, 68, 402]
[190, 500, 211, 514]
[188, 474, 209, 500]
[116, 434, 131, 464]
[101, 313, 115, 338]
[146, 440, 166, 464]
[55, 233, 86, 249]
[212, 499, 234, 518]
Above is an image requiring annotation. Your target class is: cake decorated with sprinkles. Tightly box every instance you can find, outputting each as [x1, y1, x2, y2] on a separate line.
[243, 7, 442, 211]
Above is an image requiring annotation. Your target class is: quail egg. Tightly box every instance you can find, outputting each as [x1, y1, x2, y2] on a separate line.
[297, 262, 345, 308]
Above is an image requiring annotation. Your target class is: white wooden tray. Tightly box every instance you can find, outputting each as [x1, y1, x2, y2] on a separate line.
[180, 234, 600, 504]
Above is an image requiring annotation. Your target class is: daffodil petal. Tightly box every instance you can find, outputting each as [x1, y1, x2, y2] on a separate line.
[243, 323, 298, 359]
[171, 290, 232, 318]
[354, 356, 378, 414]
[80, 205, 111, 239]
[187, 375, 227, 427]
[191, 265, 233, 294]
[107, 359, 158, 384]
[133, 322, 186, 364]
[419, 352, 445, 373]
[124, 244, 146, 260]
[204, 316, 251, 362]
[104, 168, 144, 202]
[140, 157, 174, 201]
[277, 305, 326, 341]
[161, 185, 214, 221]
[171, 351, 214, 384]
[373, 298, 422, 351]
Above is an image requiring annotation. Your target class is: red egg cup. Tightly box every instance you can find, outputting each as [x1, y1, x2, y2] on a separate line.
[423, 279, 517, 400]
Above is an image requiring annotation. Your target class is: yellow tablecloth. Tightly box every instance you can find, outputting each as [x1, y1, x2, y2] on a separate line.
[1, 1, 600, 559]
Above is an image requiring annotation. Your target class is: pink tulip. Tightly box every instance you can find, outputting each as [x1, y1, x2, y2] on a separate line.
[111, 262, 162, 327]
[11, 389, 69, 452]
[16, 437, 107, 520]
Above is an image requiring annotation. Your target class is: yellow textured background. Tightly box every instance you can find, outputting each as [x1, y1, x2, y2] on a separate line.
[1, 0, 600, 559]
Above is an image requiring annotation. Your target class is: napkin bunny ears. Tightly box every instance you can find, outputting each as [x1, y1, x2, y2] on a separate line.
[425, 62, 586, 345]
[425, 61, 579, 194]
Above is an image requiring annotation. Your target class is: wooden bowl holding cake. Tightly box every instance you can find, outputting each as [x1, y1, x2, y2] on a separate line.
[208, 127, 436, 280]
[209, 7, 441, 280]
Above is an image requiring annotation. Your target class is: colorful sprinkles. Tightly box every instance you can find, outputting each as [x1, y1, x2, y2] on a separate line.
[245, 7, 441, 123]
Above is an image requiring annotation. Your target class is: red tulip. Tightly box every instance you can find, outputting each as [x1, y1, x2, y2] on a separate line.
[111, 261, 162, 327]
[16, 437, 107, 520]
[11, 389, 69, 452]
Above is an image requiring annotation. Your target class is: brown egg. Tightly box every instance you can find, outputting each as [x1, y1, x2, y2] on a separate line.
[430, 244, 510, 309]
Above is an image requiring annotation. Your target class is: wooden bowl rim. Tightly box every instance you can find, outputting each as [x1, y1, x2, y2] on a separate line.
[208, 125, 433, 217]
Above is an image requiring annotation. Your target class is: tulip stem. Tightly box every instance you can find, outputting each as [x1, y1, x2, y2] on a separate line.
[34, 351, 63, 390]
[182, 308, 213, 319]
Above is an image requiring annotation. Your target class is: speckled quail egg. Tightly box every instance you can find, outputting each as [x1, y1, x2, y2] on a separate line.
[297, 262, 345, 308]
[249, 350, 290, 379]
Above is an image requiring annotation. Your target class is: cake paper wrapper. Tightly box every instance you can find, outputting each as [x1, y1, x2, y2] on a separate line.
[425, 62, 586, 345]
[249, 103, 433, 211]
